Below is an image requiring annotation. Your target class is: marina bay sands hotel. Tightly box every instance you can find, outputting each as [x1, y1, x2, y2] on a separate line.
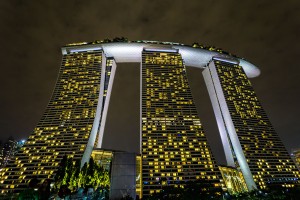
[1, 39, 299, 196]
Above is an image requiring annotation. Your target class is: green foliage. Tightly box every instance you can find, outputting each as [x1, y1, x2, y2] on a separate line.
[54, 155, 68, 189]
[69, 159, 80, 189]
[54, 156, 110, 192]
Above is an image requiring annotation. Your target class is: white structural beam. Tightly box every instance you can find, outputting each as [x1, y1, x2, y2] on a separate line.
[97, 58, 117, 148]
[81, 52, 106, 167]
[203, 61, 257, 191]
[203, 67, 235, 167]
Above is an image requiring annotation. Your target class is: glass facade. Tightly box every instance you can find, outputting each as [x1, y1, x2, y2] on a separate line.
[219, 166, 248, 195]
[141, 50, 221, 196]
[91, 149, 113, 171]
[204, 59, 300, 190]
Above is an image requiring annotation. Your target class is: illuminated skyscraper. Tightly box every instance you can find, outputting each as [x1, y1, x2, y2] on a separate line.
[203, 57, 300, 190]
[1, 39, 298, 196]
[141, 49, 220, 195]
[1, 49, 106, 192]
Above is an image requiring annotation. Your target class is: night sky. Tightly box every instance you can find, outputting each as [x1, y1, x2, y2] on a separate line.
[0, 1, 300, 165]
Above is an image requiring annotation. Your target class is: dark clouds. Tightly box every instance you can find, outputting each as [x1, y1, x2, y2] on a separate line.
[0, 1, 300, 164]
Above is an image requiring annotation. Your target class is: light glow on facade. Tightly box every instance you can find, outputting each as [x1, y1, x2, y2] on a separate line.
[203, 58, 300, 190]
[1, 40, 297, 196]
[141, 50, 221, 195]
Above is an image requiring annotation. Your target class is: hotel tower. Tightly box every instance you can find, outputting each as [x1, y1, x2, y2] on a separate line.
[141, 50, 220, 195]
[0, 39, 298, 196]
[203, 57, 299, 190]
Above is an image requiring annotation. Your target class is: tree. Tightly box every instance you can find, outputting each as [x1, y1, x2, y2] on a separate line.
[85, 157, 95, 187]
[69, 159, 80, 190]
[54, 155, 68, 189]
[62, 156, 74, 186]
[54, 156, 110, 192]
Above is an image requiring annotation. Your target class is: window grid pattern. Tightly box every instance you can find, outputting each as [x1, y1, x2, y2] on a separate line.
[1, 51, 102, 192]
[141, 51, 221, 196]
[214, 60, 300, 189]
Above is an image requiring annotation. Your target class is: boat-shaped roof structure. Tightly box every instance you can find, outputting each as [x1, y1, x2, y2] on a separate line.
[62, 40, 260, 78]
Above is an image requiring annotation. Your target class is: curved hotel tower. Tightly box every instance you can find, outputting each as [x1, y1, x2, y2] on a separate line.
[0, 39, 299, 196]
